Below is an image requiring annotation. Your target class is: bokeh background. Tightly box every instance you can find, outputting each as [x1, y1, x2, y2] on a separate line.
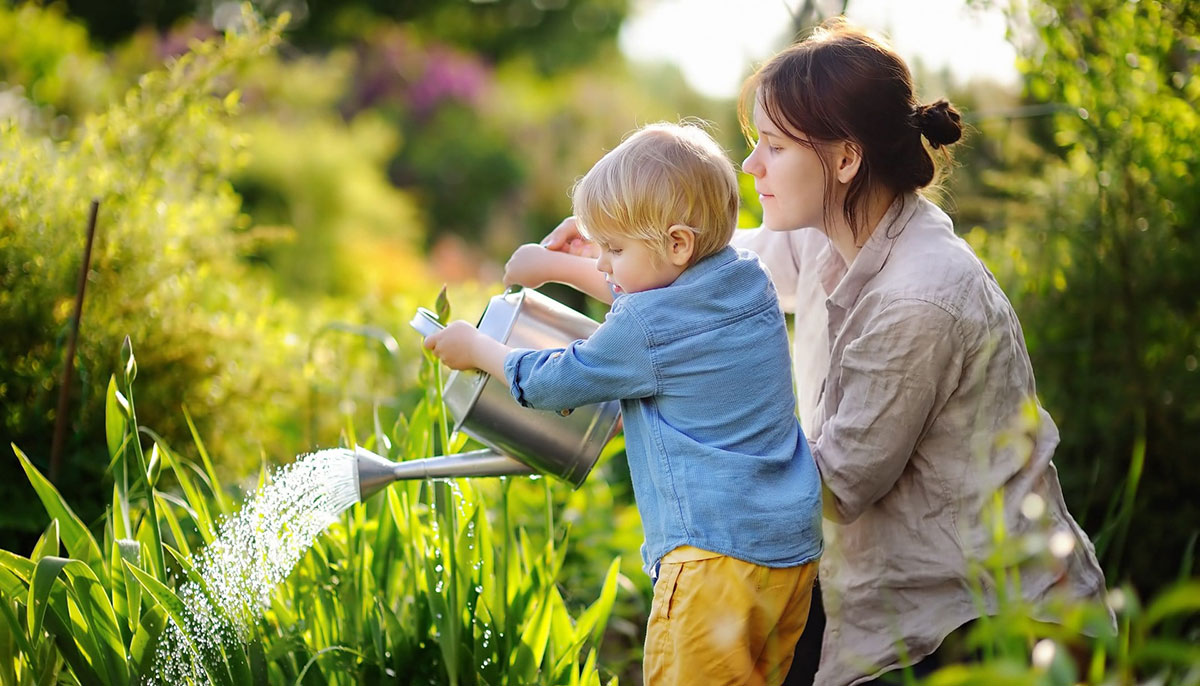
[2, 0, 1197, 679]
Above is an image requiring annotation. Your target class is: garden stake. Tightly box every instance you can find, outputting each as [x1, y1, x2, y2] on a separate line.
[50, 198, 100, 483]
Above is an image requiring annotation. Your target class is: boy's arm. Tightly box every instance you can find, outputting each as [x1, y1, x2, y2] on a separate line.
[504, 244, 614, 304]
[426, 303, 655, 411]
[423, 321, 512, 378]
[506, 301, 655, 410]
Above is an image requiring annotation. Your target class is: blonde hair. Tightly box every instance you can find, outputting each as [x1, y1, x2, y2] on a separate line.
[571, 122, 739, 265]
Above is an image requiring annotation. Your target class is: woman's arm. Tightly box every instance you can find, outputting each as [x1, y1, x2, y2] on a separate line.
[814, 299, 963, 524]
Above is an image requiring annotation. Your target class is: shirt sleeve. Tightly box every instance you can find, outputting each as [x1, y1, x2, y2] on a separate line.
[731, 227, 801, 312]
[503, 299, 658, 411]
[814, 298, 963, 524]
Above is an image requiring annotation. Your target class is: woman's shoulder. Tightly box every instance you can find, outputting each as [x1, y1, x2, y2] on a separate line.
[874, 198, 997, 319]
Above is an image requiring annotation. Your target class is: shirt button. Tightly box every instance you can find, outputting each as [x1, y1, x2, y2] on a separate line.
[558, 408, 574, 417]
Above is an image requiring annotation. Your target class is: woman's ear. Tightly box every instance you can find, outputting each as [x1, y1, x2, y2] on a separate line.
[834, 140, 863, 185]
[666, 224, 697, 267]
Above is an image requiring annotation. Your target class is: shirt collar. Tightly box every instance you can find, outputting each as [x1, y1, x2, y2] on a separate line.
[826, 193, 920, 310]
[671, 244, 738, 289]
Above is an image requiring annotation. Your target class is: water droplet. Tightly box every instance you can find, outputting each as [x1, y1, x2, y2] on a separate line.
[1048, 530, 1075, 558]
[1031, 639, 1056, 669]
[1020, 493, 1045, 520]
[1106, 588, 1127, 613]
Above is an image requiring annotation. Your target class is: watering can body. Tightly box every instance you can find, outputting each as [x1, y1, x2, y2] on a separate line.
[354, 288, 621, 501]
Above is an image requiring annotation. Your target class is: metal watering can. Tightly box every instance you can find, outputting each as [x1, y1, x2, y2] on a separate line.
[352, 288, 621, 501]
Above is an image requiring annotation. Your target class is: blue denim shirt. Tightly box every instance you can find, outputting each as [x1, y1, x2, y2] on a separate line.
[504, 246, 823, 576]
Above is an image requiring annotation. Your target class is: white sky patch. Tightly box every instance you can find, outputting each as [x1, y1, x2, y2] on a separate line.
[619, 0, 1020, 100]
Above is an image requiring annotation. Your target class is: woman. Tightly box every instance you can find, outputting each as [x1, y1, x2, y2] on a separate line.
[535, 20, 1109, 686]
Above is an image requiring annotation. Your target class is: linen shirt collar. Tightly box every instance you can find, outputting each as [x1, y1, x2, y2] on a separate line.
[823, 194, 921, 309]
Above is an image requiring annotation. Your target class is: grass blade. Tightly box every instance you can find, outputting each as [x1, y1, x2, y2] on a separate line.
[13, 445, 104, 580]
[27, 557, 71, 646]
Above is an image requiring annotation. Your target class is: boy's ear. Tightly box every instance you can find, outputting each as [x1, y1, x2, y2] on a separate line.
[666, 224, 696, 267]
[833, 140, 863, 185]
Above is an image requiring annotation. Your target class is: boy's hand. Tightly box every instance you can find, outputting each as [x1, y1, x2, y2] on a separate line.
[424, 321, 486, 371]
[541, 216, 599, 258]
[504, 243, 558, 288]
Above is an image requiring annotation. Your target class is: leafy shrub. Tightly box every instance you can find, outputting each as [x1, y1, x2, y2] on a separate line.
[964, 0, 1200, 594]
[0, 4, 114, 121]
[0, 10, 435, 553]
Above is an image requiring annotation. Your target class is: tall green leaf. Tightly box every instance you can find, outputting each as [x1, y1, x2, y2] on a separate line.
[61, 559, 129, 686]
[27, 557, 71, 651]
[13, 445, 104, 580]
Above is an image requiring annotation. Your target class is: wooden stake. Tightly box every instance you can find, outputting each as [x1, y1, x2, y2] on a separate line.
[50, 199, 100, 483]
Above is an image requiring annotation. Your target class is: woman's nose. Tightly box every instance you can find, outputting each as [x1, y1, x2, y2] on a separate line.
[742, 147, 762, 177]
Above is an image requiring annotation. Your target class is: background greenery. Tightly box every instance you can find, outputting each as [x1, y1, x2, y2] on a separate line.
[1, 0, 1197, 683]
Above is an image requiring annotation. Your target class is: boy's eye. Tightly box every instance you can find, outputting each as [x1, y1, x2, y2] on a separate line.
[609, 249, 622, 255]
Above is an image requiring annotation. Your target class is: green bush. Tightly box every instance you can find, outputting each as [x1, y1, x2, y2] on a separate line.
[963, 0, 1200, 594]
[0, 4, 115, 121]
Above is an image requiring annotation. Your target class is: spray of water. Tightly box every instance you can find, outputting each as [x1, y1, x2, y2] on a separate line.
[147, 448, 361, 684]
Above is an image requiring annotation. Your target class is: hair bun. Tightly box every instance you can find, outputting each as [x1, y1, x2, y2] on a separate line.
[914, 99, 962, 149]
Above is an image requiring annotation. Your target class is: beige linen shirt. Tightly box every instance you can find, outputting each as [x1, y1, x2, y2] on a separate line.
[735, 195, 1108, 686]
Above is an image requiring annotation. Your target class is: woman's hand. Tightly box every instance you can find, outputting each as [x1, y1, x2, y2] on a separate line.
[423, 321, 486, 371]
[503, 244, 557, 288]
[541, 216, 599, 258]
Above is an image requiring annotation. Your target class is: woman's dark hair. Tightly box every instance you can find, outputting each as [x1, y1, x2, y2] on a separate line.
[739, 18, 963, 241]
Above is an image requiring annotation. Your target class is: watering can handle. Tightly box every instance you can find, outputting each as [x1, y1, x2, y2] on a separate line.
[409, 307, 445, 339]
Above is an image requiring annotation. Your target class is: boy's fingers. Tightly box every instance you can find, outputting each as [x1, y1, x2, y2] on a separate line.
[542, 216, 578, 251]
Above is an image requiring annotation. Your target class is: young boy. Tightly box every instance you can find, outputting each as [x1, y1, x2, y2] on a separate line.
[424, 122, 822, 686]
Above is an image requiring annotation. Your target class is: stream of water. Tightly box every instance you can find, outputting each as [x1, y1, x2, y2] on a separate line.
[148, 448, 360, 684]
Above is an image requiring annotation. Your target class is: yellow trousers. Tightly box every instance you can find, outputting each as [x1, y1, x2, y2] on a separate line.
[644, 547, 818, 686]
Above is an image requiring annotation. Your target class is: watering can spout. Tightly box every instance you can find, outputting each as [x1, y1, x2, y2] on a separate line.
[352, 446, 537, 501]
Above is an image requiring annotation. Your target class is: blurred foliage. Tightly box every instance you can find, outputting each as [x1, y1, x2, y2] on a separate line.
[57, 0, 629, 75]
[0, 3, 115, 124]
[954, 0, 1200, 595]
[0, 9, 437, 554]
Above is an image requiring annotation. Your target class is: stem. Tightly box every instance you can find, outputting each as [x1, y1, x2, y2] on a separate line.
[124, 383, 166, 580]
[500, 477, 511, 666]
